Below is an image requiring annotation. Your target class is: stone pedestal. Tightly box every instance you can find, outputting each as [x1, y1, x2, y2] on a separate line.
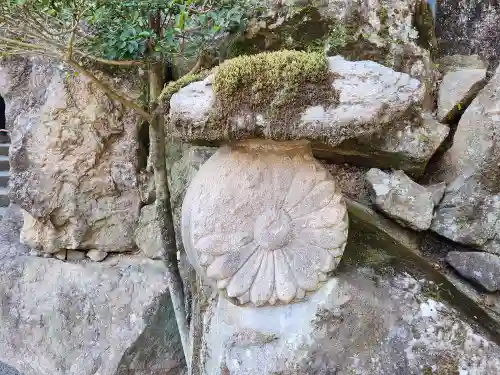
[181, 140, 348, 307]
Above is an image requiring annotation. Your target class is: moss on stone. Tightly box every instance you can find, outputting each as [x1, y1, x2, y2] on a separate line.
[413, 0, 438, 59]
[377, 7, 390, 39]
[213, 50, 327, 99]
[422, 353, 460, 375]
[212, 50, 337, 129]
[158, 70, 210, 102]
[226, 5, 332, 58]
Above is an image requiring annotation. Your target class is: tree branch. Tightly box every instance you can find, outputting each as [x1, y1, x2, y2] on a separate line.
[67, 59, 152, 122]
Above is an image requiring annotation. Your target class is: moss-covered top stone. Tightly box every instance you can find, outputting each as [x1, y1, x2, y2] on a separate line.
[213, 50, 328, 103]
[212, 50, 334, 126]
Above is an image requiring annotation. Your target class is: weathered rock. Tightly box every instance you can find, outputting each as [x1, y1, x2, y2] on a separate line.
[86, 249, 107, 262]
[66, 249, 86, 261]
[168, 145, 216, 254]
[437, 68, 486, 122]
[329, 112, 449, 176]
[198, 268, 500, 375]
[447, 251, 500, 292]
[437, 54, 487, 72]
[182, 140, 348, 307]
[325, 163, 371, 205]
[170, 56, 447, 176]
[134, 204, 163, 260]
[2, 58, 142, 254]
[426, 181, 446, 205]
[54, 250, 67, 260]
[0, 206, 185, 375]
[431, 65, 500, 254]
[366, 168, 435, 231]
[236, 0, 436, 83]
[0, 57, 42, 132]
[437, 0, 500, 67]
[137, 169, 155, 205]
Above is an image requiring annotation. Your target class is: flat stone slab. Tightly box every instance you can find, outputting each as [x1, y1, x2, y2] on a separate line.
[431, 64, 500, 254]
[437, 68, 486, 122]
[447, 251, 500, 292]
[365, 168, 436, 231]
[168, 56, 448, 176]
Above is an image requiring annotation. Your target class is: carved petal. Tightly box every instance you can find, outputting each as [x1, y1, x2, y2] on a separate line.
[195, 232, 253, 255]
[250, 252, 275, 306]
[286, 239, 335, 274]
[274, 249, 297, 303]
[299, 227, 347, 250]
[227, 251, 264, 298]
[284, 249, 319, 291]
[293, 204, 346, 230]
[206, 242, 258, 280]
[288, 180, 337, 219]
[282, 163, 316, 211]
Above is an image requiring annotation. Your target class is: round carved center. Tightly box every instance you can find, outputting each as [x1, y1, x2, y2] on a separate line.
[254, 208, 292, 251]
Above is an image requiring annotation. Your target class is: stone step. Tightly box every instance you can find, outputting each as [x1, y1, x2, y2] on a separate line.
[0, 155, 9, 171]
[0, 171, 8, 187]
[0, 143, 9, 157]
[0, 187, 9, 207]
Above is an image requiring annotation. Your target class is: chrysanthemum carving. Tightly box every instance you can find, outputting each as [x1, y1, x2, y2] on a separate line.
[181, 140, 348, 307]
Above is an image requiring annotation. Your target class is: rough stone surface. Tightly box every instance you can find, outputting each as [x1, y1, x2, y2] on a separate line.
[437, 54, 488, 72]
[427, 182, 447, 206]
[66, 249, 86, 261]
[0, 361, 22, 375]
[168, 145, 216, 255]
[0, 206, 185, 375]
[1, 57, 142, 254]
[197, 268, 500, 375]
[86, 249, 107, 262]
[181, 140, 348, 307]
[437, 68, 486, 122]
[447, 251, 500, 292]
[366, 168, 435, 231]
[431, 65, 500, 254]
[325, 163, 371, 205]
[437, 0, 500, 67]
[169, 56, 447, 175]
[134, 204, 164, 260]
[54, 250, 66, 260]
[241, 0, 437, 85]
[0, 57, 40, 132]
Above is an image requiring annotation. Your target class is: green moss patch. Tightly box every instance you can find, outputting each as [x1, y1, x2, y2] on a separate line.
[158, 70, 210, 103]
[212, 50, 338, 132]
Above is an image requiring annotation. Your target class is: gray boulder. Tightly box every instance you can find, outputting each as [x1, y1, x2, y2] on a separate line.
[431, 64, 500, 254]
[134, 204, 164, 259]
[197, 268, 500, 375]
[0, 207, 185, 375]
[169, 56, 447, 176]
[2, 57, 143, 255]
[437, 68, 486, 122]
[437, 0, 500, 67]
[365, 168, 437, 231]
[447, 251, 500, 292]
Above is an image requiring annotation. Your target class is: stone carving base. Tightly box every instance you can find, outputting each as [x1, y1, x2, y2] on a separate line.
[196, 269, 500, 375]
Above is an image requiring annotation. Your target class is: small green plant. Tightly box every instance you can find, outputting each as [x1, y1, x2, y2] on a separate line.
[327, 24, 349, 50]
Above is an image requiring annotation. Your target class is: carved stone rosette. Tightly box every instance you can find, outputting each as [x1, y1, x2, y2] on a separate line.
[181, 140, 348, 307]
